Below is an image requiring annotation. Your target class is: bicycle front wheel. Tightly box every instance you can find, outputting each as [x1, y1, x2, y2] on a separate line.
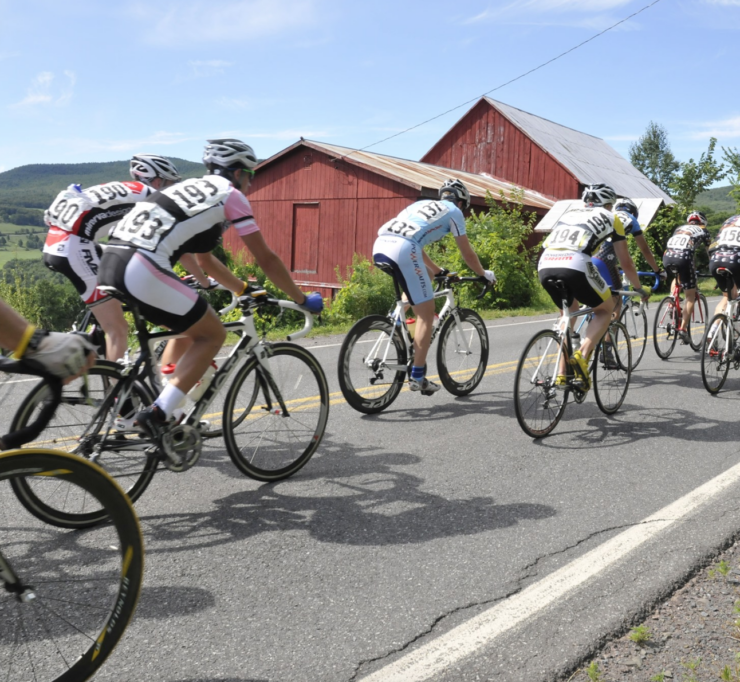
[224, 343, 329, 481]
[688, 292, 709, 351]
[653, 296, 678, 359]
[9, 362, 157, 528]
[593, 321, 631, 414]
[619, 302, 648, 369]
[436, 308, 489, 396]
[514, 330, 568, 438]
[0, 449, 143, 682]
[337, 315, 407, 414]
[701, 314, 731, 394]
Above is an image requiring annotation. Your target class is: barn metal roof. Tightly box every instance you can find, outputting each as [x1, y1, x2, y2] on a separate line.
[258, 139, 555, 211]
[484, 98, 674, 204]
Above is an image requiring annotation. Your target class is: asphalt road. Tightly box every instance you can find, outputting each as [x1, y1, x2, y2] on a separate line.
[5, 296, 740, 682]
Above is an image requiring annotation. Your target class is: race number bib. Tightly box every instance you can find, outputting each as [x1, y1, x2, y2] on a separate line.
[667, 234, 691, 250]
[110, 204, 176, 251]
[546, 225, 590, 250]
[382, 219, 421, 238]
[409, 201, 449, 223]
[718, 227, 740, 247]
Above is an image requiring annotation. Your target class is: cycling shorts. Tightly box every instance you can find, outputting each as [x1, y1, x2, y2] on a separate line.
[538, 250, 611, 309]
[372, 234, 432, 305]
[662, 252, 697, 290]
[591, 254, 620, 292]
[98, 245, 208, 333]
[710, 250, 740, 292]
[43, 237, 108, 307]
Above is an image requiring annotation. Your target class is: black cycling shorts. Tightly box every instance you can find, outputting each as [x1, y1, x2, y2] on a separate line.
[710, 250, 740, 292]
[662, 252, 697, 290]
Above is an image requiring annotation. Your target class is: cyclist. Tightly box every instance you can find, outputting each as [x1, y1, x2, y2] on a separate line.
[0, 298, 95, 381]
[99, 138, 323, 434]
[372, 179, 495, 394]
[538, 183, 649, 390]
[707, 214, 740, 334]
[42, 155, 181, 361]
[661, 210, 712, 344]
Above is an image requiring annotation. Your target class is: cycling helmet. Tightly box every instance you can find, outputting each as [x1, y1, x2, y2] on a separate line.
[687, 211, 708, 226]
[439, 178, 471, 210]
[614, 197, 639, 218]
[203, 139, 258, 170]
[582, 183, 617, 207]
[129, 154, 181, 186]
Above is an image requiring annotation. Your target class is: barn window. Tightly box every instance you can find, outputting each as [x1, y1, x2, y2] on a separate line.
[291, 203, 319, 274]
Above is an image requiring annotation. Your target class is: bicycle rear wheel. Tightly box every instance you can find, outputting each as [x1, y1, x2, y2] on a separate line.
[701, 313, 731, 394]
[436, 308, 489, 396]
[688, 292, 709, 351]
[653, 296, 678, 359]
[619, 302, 648, 369]
[337, 315, 407, 414]
[593, 321, 631, 414]
[10, 362, 158, 528]
[0, 449, 143, 682]
[514, 330, 568, 438]
[223, 343, 329, 481]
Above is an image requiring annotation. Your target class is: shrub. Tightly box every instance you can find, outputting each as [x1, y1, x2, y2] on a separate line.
[0, 270, 83, 330]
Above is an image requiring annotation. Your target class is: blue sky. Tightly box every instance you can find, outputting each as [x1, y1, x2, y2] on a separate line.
[1, 0, 738, 178]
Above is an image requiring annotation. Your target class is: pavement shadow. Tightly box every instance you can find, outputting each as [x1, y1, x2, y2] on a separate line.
[138, 434, 555, 554]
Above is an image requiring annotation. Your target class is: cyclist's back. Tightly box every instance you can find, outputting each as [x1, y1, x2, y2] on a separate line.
[378, 199, 466, 247]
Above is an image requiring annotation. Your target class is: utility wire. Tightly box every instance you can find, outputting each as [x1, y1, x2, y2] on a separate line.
[339, 0, 663, 160]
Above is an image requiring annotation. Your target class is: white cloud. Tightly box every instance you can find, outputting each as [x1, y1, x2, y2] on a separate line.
[63, 131, 198, 154]
[10, 71, 76, 108]
[464, 0, 634, 25]
[130, 0, 317, 45]
[703, 0, 740, 5]
[687, 116, 740, 140]
[188, 60, 233, 77]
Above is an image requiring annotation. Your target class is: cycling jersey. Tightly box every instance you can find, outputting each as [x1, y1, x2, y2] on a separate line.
[613, 210, 643, 238]
[592, 210, 641, 289]
[542, 206, 626, 256]
[663, 224, 711, 257]
[712, 214, 740, 250]
[376, 199, 466, 248]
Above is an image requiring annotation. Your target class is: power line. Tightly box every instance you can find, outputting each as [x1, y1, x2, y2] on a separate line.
[341, 0, 663, 159]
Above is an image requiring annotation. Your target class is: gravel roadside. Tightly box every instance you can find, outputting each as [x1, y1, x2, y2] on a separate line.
[568, 537, 740, 682]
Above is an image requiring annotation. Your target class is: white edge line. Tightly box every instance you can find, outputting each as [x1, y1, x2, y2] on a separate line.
[359, 458, 740, 682]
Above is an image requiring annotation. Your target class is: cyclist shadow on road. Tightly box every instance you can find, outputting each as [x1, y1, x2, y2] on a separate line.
[138, 435, 555, 554]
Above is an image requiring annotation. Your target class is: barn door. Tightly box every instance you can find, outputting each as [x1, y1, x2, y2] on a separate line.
[291, 203, 319, 274]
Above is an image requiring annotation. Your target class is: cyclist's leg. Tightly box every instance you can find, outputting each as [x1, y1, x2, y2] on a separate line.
[89, 296, 129, 361]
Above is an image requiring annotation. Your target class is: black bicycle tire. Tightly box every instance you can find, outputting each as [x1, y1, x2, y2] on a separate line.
[337, 315, 407, 414]
[9, 362, 158, 528]
[688, 292, 709, 351]
[436, 308, 489, 396]
[700, 313, 731, 394]
[653, 296, 678, 360]
[593, 321, 631, 414]
[619, 303, 648, 369]
[0, 448, 143, 682]
[223, 343, 329, 481]
[514, 329, 569, 438]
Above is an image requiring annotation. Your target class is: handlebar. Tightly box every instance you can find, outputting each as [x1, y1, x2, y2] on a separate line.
[433, 272, 492, 300]
[618, 270, 661, 292]
[0, 357, 63, 450]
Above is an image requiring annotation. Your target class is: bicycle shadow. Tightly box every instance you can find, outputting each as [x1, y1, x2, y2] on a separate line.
[137, 436, 555, 554]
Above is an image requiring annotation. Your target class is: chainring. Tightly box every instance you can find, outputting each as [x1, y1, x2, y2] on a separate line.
[161, 424, 203, 472]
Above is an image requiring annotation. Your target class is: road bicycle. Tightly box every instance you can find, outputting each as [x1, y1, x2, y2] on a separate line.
[653, 268, 709, 359]
[514, 278, 632, 438]
[337, 270, 491, 414]
[700, 267, 740, 393]
[613, 271, 660, 369]
[0, 356, 144, 682]
[10, 284, 329, 527]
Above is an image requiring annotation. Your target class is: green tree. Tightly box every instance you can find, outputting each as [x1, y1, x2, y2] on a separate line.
[669, 137, 726, 211]
[629, 121, 680, 193]
[723, 145, 740, 213]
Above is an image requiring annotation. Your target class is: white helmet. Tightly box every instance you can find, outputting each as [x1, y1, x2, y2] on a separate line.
[582, 183, 617, 207]
[439, 178, 471, 210]
[129, 154, 181, 187]
[687, 211, 708, 226]
[203, 139, 258, 170]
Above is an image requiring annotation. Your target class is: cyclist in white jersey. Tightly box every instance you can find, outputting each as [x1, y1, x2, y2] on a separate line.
[99, 138, 323, 435]
[42, 155, 181, 361]
[372, 179, 495, 394]
[708, 214, 740, 332]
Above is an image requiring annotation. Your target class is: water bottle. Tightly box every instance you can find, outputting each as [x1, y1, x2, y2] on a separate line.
[187, 362, 218, 402]
[571, 332, 581, 352]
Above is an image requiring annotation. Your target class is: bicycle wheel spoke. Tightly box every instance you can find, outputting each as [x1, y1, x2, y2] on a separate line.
[701, 314, 730, 393]
[593, 321, 631, 414]
[437, 309, 489, 396]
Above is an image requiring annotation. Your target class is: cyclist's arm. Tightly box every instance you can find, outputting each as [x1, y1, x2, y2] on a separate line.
[194, 252, 245, 294]
[0, 298, 31, 352]
[453, 234, 486, 278]
[633, 233, 661, 272]
[179, 253, 210, 288]
[239, 230, 307, 305]
[614, 240, 648, 299]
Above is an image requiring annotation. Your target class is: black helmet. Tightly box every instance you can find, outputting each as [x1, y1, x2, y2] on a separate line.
[614, 197, 638, 218]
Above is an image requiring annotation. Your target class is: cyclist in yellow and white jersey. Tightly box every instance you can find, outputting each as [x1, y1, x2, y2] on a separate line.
[538, 183, 649, 390]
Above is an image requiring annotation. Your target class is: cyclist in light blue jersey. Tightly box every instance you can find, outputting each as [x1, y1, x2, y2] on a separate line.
[372, 179, 495, 394]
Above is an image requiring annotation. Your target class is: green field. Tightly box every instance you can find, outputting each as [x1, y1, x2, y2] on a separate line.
[0, 249, 42, 266]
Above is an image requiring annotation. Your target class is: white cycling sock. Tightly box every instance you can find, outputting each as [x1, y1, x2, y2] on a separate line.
[155, 383, 187, 419]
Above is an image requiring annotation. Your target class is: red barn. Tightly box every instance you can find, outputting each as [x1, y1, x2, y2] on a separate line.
[421, 97, 672, 202]
[224, 139, 554, 299]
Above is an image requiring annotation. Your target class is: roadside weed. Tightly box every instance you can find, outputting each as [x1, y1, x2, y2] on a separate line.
[681, 657, 701, 682]
[628, 624, 652, 645]
[586, 661, 602, 682]
[650, 673, 667, 682]
[719, 560, 732, 576]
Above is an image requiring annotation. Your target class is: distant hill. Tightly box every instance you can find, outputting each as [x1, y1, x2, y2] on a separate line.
[696, 185, 737, 214]
[0, 157, 205, 212]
